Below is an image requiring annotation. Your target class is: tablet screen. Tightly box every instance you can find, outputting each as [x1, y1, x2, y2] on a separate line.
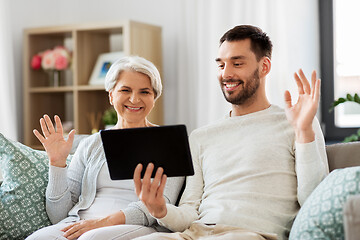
[100, 124, 194, 180]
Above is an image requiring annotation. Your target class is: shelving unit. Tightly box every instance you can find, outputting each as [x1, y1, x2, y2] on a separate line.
[23, 21, 163, 148]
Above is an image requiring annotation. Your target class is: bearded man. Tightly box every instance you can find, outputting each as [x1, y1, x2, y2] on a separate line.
[133, 25, 328, 240]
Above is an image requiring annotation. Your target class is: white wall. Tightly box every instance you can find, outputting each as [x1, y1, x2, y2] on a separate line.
[8, 0, 321, 141]
[9, 0, 184, 141]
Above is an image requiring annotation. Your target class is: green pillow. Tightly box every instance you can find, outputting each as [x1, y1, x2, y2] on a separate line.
[0, 133, 74, 240]
[290, 167, 360, 240]
[0, 133, 51, 239]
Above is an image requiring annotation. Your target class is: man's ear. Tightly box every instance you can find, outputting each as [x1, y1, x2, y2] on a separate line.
[109, 91, 113, 105]
[260, 57, 271, 77]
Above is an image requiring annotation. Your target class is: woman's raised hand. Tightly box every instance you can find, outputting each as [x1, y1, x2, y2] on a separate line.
[33, 115, 75, 168]
[133, 163, 168, 218]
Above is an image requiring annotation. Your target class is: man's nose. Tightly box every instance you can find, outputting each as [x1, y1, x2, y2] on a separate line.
[222, 65, 234, 80]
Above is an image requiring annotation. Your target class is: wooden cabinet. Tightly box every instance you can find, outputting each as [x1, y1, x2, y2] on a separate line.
[23, 21, 163, 148]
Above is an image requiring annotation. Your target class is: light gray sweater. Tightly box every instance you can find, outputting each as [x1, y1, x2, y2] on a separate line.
[158, 105, 328, 240]
[45, 132, 184, 227]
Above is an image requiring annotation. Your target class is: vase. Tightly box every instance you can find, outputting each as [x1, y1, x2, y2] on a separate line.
[48, 70, 61, 87]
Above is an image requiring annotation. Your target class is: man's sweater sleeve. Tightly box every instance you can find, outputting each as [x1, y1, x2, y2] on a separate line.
[156, 132, 203, 232]
[295, 117, 329, 206]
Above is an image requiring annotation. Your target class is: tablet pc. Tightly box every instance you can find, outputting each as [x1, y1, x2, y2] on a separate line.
[100, 124, 194, 180]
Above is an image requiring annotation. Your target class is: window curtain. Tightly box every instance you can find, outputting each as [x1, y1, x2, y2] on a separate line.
[0, 0, 18, 140]
[175, 0, 320, 131]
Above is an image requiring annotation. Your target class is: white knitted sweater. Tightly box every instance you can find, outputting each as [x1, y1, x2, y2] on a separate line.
[158, 105, 328, 240]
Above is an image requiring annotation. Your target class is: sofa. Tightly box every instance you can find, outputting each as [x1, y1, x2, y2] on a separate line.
[330, 143, 360, 240]
[0, 133, 359, 240]
[289, 141, 360, 240]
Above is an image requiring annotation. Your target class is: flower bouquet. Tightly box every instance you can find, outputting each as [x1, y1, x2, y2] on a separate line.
[31, 46, 72, 86]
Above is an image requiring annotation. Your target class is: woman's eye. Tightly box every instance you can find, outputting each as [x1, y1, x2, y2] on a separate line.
[141, 91, 150, 94]
[120, 89, 130, 92]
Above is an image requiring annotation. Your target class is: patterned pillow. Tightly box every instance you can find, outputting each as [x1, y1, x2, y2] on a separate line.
[290, 167, 360, 240]
[0, 133, 73, 240]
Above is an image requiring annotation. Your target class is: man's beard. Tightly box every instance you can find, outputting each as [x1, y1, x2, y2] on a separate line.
[220, 68, 260, 105]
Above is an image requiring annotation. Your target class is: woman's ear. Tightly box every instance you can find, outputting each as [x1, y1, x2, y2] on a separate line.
[260, 57, 271, 77]
[109, 91, 113, 105]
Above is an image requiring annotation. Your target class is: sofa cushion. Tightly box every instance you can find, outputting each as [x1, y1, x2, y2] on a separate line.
[69, 134, 89, 155]
[326, 141, 360, 172]
[343, 195, 360, 240]
[0, 133, 74, 240]
[289, 166, 360, 240]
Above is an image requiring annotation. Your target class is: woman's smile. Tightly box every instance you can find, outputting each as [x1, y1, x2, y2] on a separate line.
[125, 105, 144, 112]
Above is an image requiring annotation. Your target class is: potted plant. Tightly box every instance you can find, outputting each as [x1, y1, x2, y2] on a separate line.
[102, 107, 117, 129]
[330, 93, 360, 142]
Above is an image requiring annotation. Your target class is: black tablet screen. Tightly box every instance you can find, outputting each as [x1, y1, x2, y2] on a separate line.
[100, 125, 194, 180]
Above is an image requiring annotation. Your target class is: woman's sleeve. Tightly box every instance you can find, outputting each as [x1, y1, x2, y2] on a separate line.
[45, 139, 88, 224]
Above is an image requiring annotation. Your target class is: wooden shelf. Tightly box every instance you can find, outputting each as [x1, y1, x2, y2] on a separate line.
[29, 86, 74, 93]
[23, 21, 163, 147]
[76, 85, 105, 91]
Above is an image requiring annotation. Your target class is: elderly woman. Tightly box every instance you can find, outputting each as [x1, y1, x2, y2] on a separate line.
[26, 56, 184, 240]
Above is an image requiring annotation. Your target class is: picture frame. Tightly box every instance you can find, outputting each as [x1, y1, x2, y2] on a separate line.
[88, 51, 124, 85]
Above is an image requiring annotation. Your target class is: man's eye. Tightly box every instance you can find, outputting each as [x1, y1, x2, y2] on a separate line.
[234, 63, 243, 67]
[218, 64, 224, 69]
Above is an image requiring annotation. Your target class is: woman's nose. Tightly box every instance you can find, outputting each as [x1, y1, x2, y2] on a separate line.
[129, 93, 140, 103]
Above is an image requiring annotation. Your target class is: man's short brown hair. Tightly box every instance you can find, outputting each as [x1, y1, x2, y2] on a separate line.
[220, 25, 273, 61]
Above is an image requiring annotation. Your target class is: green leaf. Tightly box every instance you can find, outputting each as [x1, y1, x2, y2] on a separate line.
[338, 97, 347, 103]
[332, 95, 360, 142]
[347, 94, 354, 101]
[343, 134, 359, 143]
[328, 94, 360, 112]
[354, 93, 360, 104]
[102, 107, 118, 126]
[329, 98, 347, 112]
[341, 128, 360, 143]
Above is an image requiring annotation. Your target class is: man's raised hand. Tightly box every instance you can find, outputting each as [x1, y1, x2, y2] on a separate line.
[284, 69, 321, 143]
[133, 163, 168, 218]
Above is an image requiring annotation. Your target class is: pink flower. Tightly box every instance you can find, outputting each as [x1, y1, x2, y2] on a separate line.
[41, 50, 56, 70]
[32, 46, 71, 71]
[55, 55, 69, 70]
[53, 46, 70, 70]
[31, 54, 42, 70]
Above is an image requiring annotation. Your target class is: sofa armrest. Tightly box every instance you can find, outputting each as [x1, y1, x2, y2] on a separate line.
[344, 195, 360, 240]
[326, 141, 360, 172]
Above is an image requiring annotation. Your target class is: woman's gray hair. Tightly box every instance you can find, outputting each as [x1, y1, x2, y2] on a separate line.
[104, 56, 162, 100]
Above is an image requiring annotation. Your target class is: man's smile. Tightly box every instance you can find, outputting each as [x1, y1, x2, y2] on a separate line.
[223, 81, 243, 91]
